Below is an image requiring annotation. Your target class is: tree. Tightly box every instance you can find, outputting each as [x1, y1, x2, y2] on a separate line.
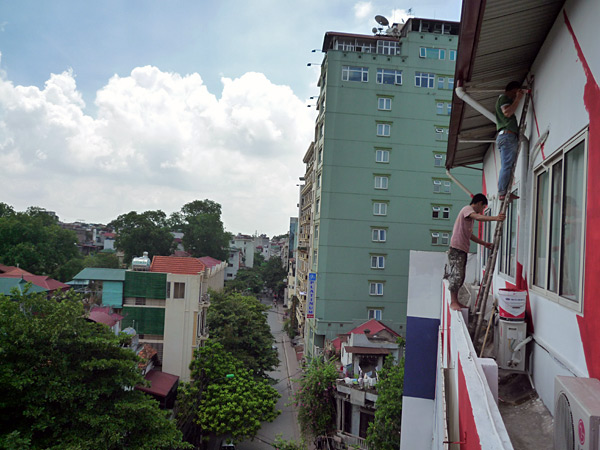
[262, 256, 288, 297]
[109, 210, 175, 263]
[254, 251, 266, 267]
[224, 267, 263, 294]
[83, 251, 121, 269]
[292, 357, 338, 439]
[0, 206, 82, 281]
[176, 341, 280, 447]
[172, 199, 231, 261]
[366, 355, 405, 450]
[0, 289, 188, 449]
[207, 291, 278, 379]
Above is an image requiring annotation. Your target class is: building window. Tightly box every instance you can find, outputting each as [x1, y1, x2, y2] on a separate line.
[342, 66, 368, 82]
[449, 50, 457, 61]
[447, 103, 452, 115]
[376, 149, 390, 163]
[415, 72, 435, 88]
[435, 127, 449, 141]
[377, 40, 399, 55]
[419, 47, 446, 59]
[174, 282, 185, 299]
[434, 153, 445, 167]
[314, 224, 319, 239]
[135, 297, 146, 305]
[432, 206, 440, 219]
[443, 181, 451, 193]
[318, 148, 323, 164]
[448, 78, 455, 90]
[166, 282, 171, 298]
[532, 134, 586, 308]
[442, 207, 450, 219]
[317, 173, 321, 188]
[316, 199, 320, 214]
[369, 282, 384, 296]
[377, 123, 391, 137]
[431, 232, 450, 246]
[372, 228, 387, 242]
[368, 308, 383, 320]
[436, 101, 451, 115]
[377, 69, 402, 85]
[373, 202, 388, 216]
[374, 176, 389, 190]
[378, 97, 392, 110]
[371, 255, 385, 269]
[432, 206, 450, 219]
[437, 77, 445, 89]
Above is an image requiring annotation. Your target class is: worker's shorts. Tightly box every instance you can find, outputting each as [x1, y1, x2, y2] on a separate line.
[444, 247, 467, 293]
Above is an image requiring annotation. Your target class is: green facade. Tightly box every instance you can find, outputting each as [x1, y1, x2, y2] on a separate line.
[124, 271, 167, 299]
[101, 281, 123, 308]
[306, 20, 480, 355]
[121, 306, 165, 335]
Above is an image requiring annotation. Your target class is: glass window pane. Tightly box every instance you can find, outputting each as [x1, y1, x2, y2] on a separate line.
[534, 171, 549, 288]
[548, 161, 563, 292]
[560, 142, 585, 302]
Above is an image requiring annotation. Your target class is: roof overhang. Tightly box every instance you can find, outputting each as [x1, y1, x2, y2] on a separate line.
[446, 0, 565, 169]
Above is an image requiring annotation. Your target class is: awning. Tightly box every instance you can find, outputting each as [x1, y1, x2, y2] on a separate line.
[135, 370, 179, 398]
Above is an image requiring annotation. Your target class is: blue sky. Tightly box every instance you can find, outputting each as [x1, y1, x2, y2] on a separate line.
[0, 0, 461, 236]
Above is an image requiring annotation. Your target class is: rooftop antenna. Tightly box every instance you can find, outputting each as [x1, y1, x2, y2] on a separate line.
[375, 15, 389, 27]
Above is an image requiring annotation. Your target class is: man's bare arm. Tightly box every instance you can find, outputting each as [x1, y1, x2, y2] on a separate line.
[470, 212, 505, 222]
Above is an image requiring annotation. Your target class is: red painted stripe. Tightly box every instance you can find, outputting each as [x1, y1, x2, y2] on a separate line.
[564, 10, 600, 379]
[458, 358, 482, 450]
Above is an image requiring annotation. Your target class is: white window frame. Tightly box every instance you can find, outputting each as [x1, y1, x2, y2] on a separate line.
[376, 69, 402, 85]
[378, 97, 392, 110]
[431, 232, 440, 245]
[442, 207, 450, 219]
[448, 78, 455, 90]
[443, 181, 451, 193]
[441, 232, 450, 246]
[370, 255, 385, 269]
[499, 190, 518, 279]
[368, 308, 383, 320]
[433, 180, 442, 193]
[415, 72, 435, 88]
[432, 206, 440, 219]
[369, 282, 384, 296]
[449, 50, 457, 61]
[374, 176, 389, 190]
[436, 102, 444, 115]
[437, 77, 445, 89]
[174, 282, 186, 299]
[373, 202, 388, 216]
[377, 40, 399, 55]
[377, 123, 391, 137]
[434, 153, 444, 167]
[376, 149, 390, 163]
[530, 130, 587, 312]
[342, 66, 369, 82]
[315, 199, 320, 214]
[372, 228, 387, 242]
[419, 47, 427, 58]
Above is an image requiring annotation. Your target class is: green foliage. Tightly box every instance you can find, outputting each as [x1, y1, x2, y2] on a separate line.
[366, 356, 405, 450]
[254, 251, 266, 267]
[274, 434, 306, 450]
[208, 291, 278, 379]
[171, 199, 231, 260]
[0, 206, 81, 281]
[83, 251, 121, 268]
[262, 256, 287, 296]
[109, 210, 175, 263]
[0, 290, 188, 449]
[177, 341, 280, 446]
[283, 318, 296, 339]
[224, 267, 263, 294]
[292, 357, 338, 439]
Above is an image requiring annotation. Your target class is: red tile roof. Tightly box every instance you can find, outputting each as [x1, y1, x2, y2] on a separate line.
[136, 370, 179, 397]
[198, 256, 222, 268]
[87, 307, 124, 327]
[150, 256, 206, 275]
[0, 264, 33, 276]
[348, 319, 400, 338]
[0, 273, 69, 291]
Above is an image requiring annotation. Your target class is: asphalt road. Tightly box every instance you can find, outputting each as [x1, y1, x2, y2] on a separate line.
[238, 298, 301, 449]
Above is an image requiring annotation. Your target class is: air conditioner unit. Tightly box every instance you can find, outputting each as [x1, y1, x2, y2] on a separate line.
[554, 376, 600, 450]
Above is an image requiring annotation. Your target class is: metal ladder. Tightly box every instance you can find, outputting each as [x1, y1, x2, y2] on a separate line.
[472, 89, 532, 348]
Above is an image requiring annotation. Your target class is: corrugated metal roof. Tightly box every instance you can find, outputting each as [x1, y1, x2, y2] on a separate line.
[71, 267, 126, 282]
[447, 0, 565, 168]
[0, 278, 48, 295]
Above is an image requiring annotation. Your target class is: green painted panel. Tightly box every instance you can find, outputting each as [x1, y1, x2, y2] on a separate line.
[121, 306, 165, 335]
[101, 281, 123, 308]
[124, 272, 167, 299]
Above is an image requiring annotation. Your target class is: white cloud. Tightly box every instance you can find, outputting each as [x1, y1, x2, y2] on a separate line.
[354, 2, 373, 20]
[0, 66, 314, 235]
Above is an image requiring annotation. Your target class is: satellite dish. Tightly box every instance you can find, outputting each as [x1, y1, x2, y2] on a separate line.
[375, 15, 389, 26]
[372, 27, 378, 34]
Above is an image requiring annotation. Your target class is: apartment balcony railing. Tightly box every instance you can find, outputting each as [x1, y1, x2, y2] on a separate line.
[335, 431, 371, 450]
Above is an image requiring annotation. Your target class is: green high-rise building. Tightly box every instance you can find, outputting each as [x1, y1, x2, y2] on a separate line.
[304, 18, 480, 358]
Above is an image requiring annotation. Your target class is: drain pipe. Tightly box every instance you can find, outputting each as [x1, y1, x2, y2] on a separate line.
[455, 86, 497, 124]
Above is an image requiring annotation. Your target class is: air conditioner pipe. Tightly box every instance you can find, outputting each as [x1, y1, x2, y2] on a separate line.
[509, 335, 533, 366]
[455, 85, 497, 124]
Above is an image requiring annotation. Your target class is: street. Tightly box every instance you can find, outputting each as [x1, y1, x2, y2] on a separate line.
[238, 297, 301, 449]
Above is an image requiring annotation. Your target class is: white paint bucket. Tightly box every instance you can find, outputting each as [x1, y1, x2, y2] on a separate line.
[498, 288, 527, 321]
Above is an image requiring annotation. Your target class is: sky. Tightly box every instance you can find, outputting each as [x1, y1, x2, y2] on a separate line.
[0, 0, 461, 236]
